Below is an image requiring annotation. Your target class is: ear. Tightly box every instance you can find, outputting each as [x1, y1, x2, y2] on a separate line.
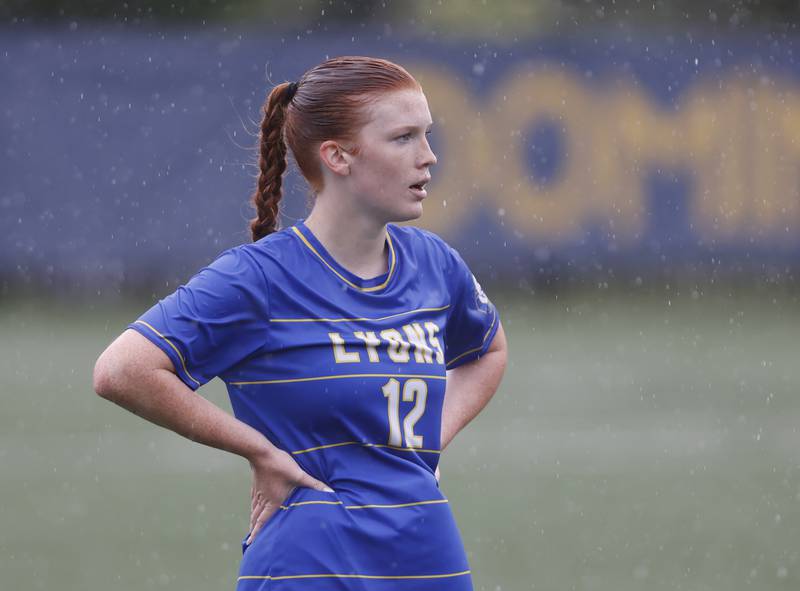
[318, 140, 352, 177]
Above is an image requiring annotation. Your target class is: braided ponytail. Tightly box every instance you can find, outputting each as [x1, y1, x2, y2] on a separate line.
[250, 82, 295, 241]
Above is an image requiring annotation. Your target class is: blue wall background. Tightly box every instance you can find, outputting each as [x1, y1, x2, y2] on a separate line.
[2, 26, 799, 291]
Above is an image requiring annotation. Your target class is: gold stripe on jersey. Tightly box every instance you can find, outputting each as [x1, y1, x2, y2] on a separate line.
[292, 226, 397, 293]
[281, 500, 344, 509]
[269, 304, 451, 323]
[133, 320, 201, 386]
[275, 498, 448, 511]
[239, 569, 471, 581]
[345, 499, 449, 510]
[229, 373, 446, 386]
[290, 441, 362, 454]
[444, 307, 498, 369]
[291, 440, 442, 456]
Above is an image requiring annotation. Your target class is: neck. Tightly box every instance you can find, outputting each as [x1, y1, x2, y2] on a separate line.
[304, 195, 389, 279]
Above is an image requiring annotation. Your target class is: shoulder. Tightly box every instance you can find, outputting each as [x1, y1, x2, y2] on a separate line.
[234, 226, 300, 266]
[203, 227, 299, 285]
[248, 225, 299, 260]
[389, 225, 483, 299]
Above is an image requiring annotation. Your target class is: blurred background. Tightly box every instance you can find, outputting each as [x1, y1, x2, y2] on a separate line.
[2, 1, 799, 589]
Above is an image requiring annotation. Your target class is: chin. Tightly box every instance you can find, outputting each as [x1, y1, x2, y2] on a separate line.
[391, 204, 424, 224]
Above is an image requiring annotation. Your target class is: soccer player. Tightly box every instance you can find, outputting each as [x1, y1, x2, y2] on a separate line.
[93, 56, 507, 590]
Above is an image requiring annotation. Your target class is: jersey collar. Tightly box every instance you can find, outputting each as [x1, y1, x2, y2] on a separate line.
[292, 220, 397, 293]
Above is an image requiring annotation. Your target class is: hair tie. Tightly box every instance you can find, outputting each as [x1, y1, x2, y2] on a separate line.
[286, 81, 299, 102]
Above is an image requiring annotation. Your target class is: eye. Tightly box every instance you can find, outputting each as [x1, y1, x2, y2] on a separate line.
[396, 132, 412, 141]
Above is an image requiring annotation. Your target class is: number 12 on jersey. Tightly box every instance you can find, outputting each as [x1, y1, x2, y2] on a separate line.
[381, 378, 428, 448]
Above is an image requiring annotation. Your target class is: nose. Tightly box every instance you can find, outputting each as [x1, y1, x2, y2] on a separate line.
[420, 137, 437, 168]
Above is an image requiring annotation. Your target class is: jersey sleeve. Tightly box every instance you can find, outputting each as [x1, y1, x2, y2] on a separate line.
[127, 246, 270, 390]
[443, 244, 500, 370]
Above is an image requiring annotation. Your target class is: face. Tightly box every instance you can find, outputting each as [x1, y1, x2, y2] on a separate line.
[343, 88, 437, 224]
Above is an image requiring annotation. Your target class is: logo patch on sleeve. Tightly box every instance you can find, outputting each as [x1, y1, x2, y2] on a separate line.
[472, 274, 489, 305]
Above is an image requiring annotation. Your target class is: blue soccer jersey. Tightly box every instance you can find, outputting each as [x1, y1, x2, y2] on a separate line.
[128, 219, 499, 590]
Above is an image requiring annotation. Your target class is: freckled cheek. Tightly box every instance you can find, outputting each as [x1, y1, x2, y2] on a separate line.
[358, 146, 404, 182]
[368, 157, 403, 185]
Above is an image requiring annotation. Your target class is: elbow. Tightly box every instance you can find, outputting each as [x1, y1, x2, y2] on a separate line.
[93, 349, 124, 400]
[94, 329, 158, 402]
[92, 356, 114, 399]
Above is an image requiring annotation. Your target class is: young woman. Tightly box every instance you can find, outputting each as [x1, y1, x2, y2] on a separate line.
[94, 56, 507, 590]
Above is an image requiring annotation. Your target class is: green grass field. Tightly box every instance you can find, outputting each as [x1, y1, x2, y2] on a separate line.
[2, 288, 799, 590]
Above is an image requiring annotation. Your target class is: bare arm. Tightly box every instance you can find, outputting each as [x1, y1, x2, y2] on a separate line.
[93, 328, 330, 543]
[94, 329, 273, 461]
[440, 322, 508, 451]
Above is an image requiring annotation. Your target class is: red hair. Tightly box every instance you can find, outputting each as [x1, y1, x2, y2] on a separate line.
[249, 56, 421, 241]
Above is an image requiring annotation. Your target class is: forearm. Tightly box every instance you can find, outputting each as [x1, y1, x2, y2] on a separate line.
[94, 338, 274, 464]
[440, 327, 507, 451]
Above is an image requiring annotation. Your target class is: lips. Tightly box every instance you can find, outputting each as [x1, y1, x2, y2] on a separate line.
[409, 176, 431, 191]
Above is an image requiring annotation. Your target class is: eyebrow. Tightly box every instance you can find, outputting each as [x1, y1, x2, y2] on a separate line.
[388, 123, 434, 134]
